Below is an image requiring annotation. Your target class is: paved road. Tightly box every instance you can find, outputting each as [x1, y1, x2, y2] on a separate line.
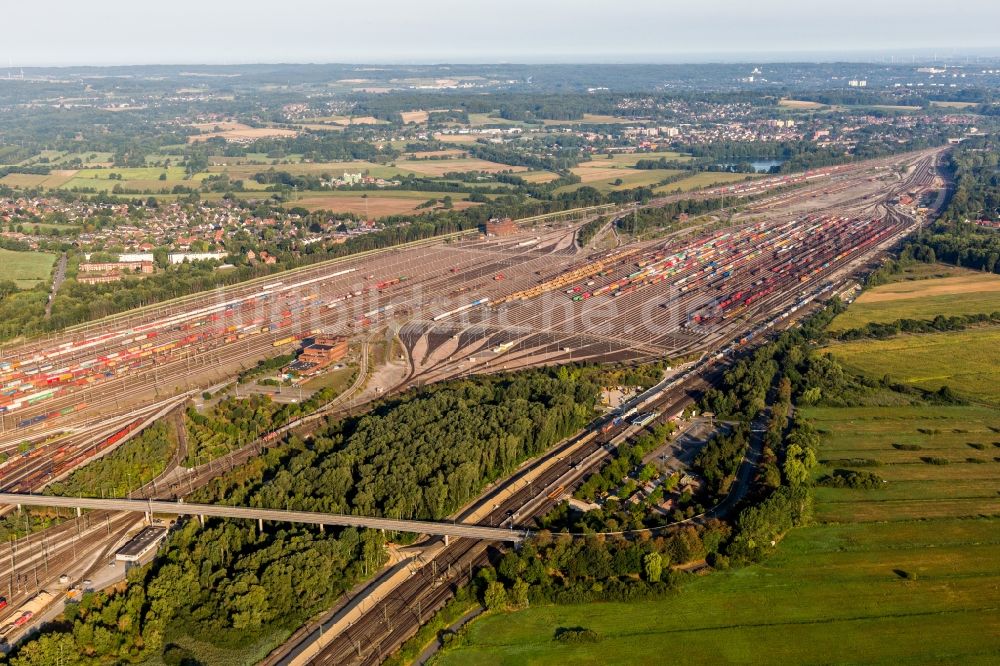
[0, 494, 526, 542]
[44, 252, 67, 319]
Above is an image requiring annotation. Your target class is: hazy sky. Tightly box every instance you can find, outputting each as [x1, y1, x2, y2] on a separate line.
[7, 0, 1000, 66]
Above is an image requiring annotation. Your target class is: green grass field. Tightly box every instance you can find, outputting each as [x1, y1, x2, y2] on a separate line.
[826, 328, 1000, 405]
[555, 167, 685, 194]
[0, 248, 56, 289]
[654, 171, 759, 193]
[828, 271, 1000, 331]
[58, 166, 209, 193]
[583, 151, 693, 166]
[435, 403, 1000, 666]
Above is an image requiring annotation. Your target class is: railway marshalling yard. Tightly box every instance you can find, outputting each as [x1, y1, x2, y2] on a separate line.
[0, 149, 942, 471]
[0, 147, 946, 650]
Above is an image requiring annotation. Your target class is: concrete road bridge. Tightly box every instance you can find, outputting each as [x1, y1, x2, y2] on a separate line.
[0, 493, 527, 543]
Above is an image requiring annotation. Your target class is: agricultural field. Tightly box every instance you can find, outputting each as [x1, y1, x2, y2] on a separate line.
[396, 157, 528, 177]
[827, 328, 1000, 405]
[828, 270, 1000, 331]
[188, 121, 299, 142]
[0, 248, 57, 289]
[205, 156, 523, 181]
[435, 403, 1000, 666]
[778, 98, 828, 110]
[285, 190, 479, 215]
[655, 171, 758, 193]
[519, 171, 560, 184]
[57, 166, 208, 193]
[400, 110, 430, 124]
[556, 166, 684, 194]
[10, 150, 113, 168]
[467, 113, 530, 127]
[50, 151, 114, 166]
[584, 151, 693, 166]
[404, 149, 468, 159]
[206, 160, 405, 180]
[433, 133, 482, 144]
[929, 101, 980, 109]
[303, 115, 387, 126]
[878, 261, 971, 282]
[0, 171, 79, 189]
[540, 114, 636, 125]
[204, 153, 305, 166]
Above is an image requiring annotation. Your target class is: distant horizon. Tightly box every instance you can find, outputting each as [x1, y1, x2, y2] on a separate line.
[7, 48, 1000, 70]
[4, 0, 998, 69]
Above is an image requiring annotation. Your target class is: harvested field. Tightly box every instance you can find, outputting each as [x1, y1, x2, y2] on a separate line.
[400, 110, 430, 124]
[286, 191, 480, 215]
[397, 158, 526, 177]
[778, 99, 827, 109]
[433, 133, 481, 144]
[207, 161, 406, 180]
[541, 113, 636, 125]
[519, 171, 560, 184]
[859, 274, 1000, 303]
[189, 122, 298, 142]
[829, 272, 1000, 330]
[189, 126, 298, 142]
[585, 151, 693, 166]
[0, 170, 78, 189]
[306, 115, 387, 126]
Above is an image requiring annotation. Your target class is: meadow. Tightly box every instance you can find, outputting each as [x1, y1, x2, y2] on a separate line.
[57, 166, 209, 193]
[287, 190, 480, 215]
[827, 328, 1000, 405]
[0, 248, 57, 289]
[655, 171, 758, 193]
[555, 166, 684, 194]
[584, 151, 693, 166]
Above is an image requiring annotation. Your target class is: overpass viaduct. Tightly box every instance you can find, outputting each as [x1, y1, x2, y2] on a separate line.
[0, 493, 527, 543]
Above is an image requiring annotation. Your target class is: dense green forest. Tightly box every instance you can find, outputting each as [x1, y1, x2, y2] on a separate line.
[892, 142, 1000, 275]
[46, 421, 177, 499]
[199, 368, 601, 520]
[941, 141, 1000, 222]
[3, 366, 606, 664]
